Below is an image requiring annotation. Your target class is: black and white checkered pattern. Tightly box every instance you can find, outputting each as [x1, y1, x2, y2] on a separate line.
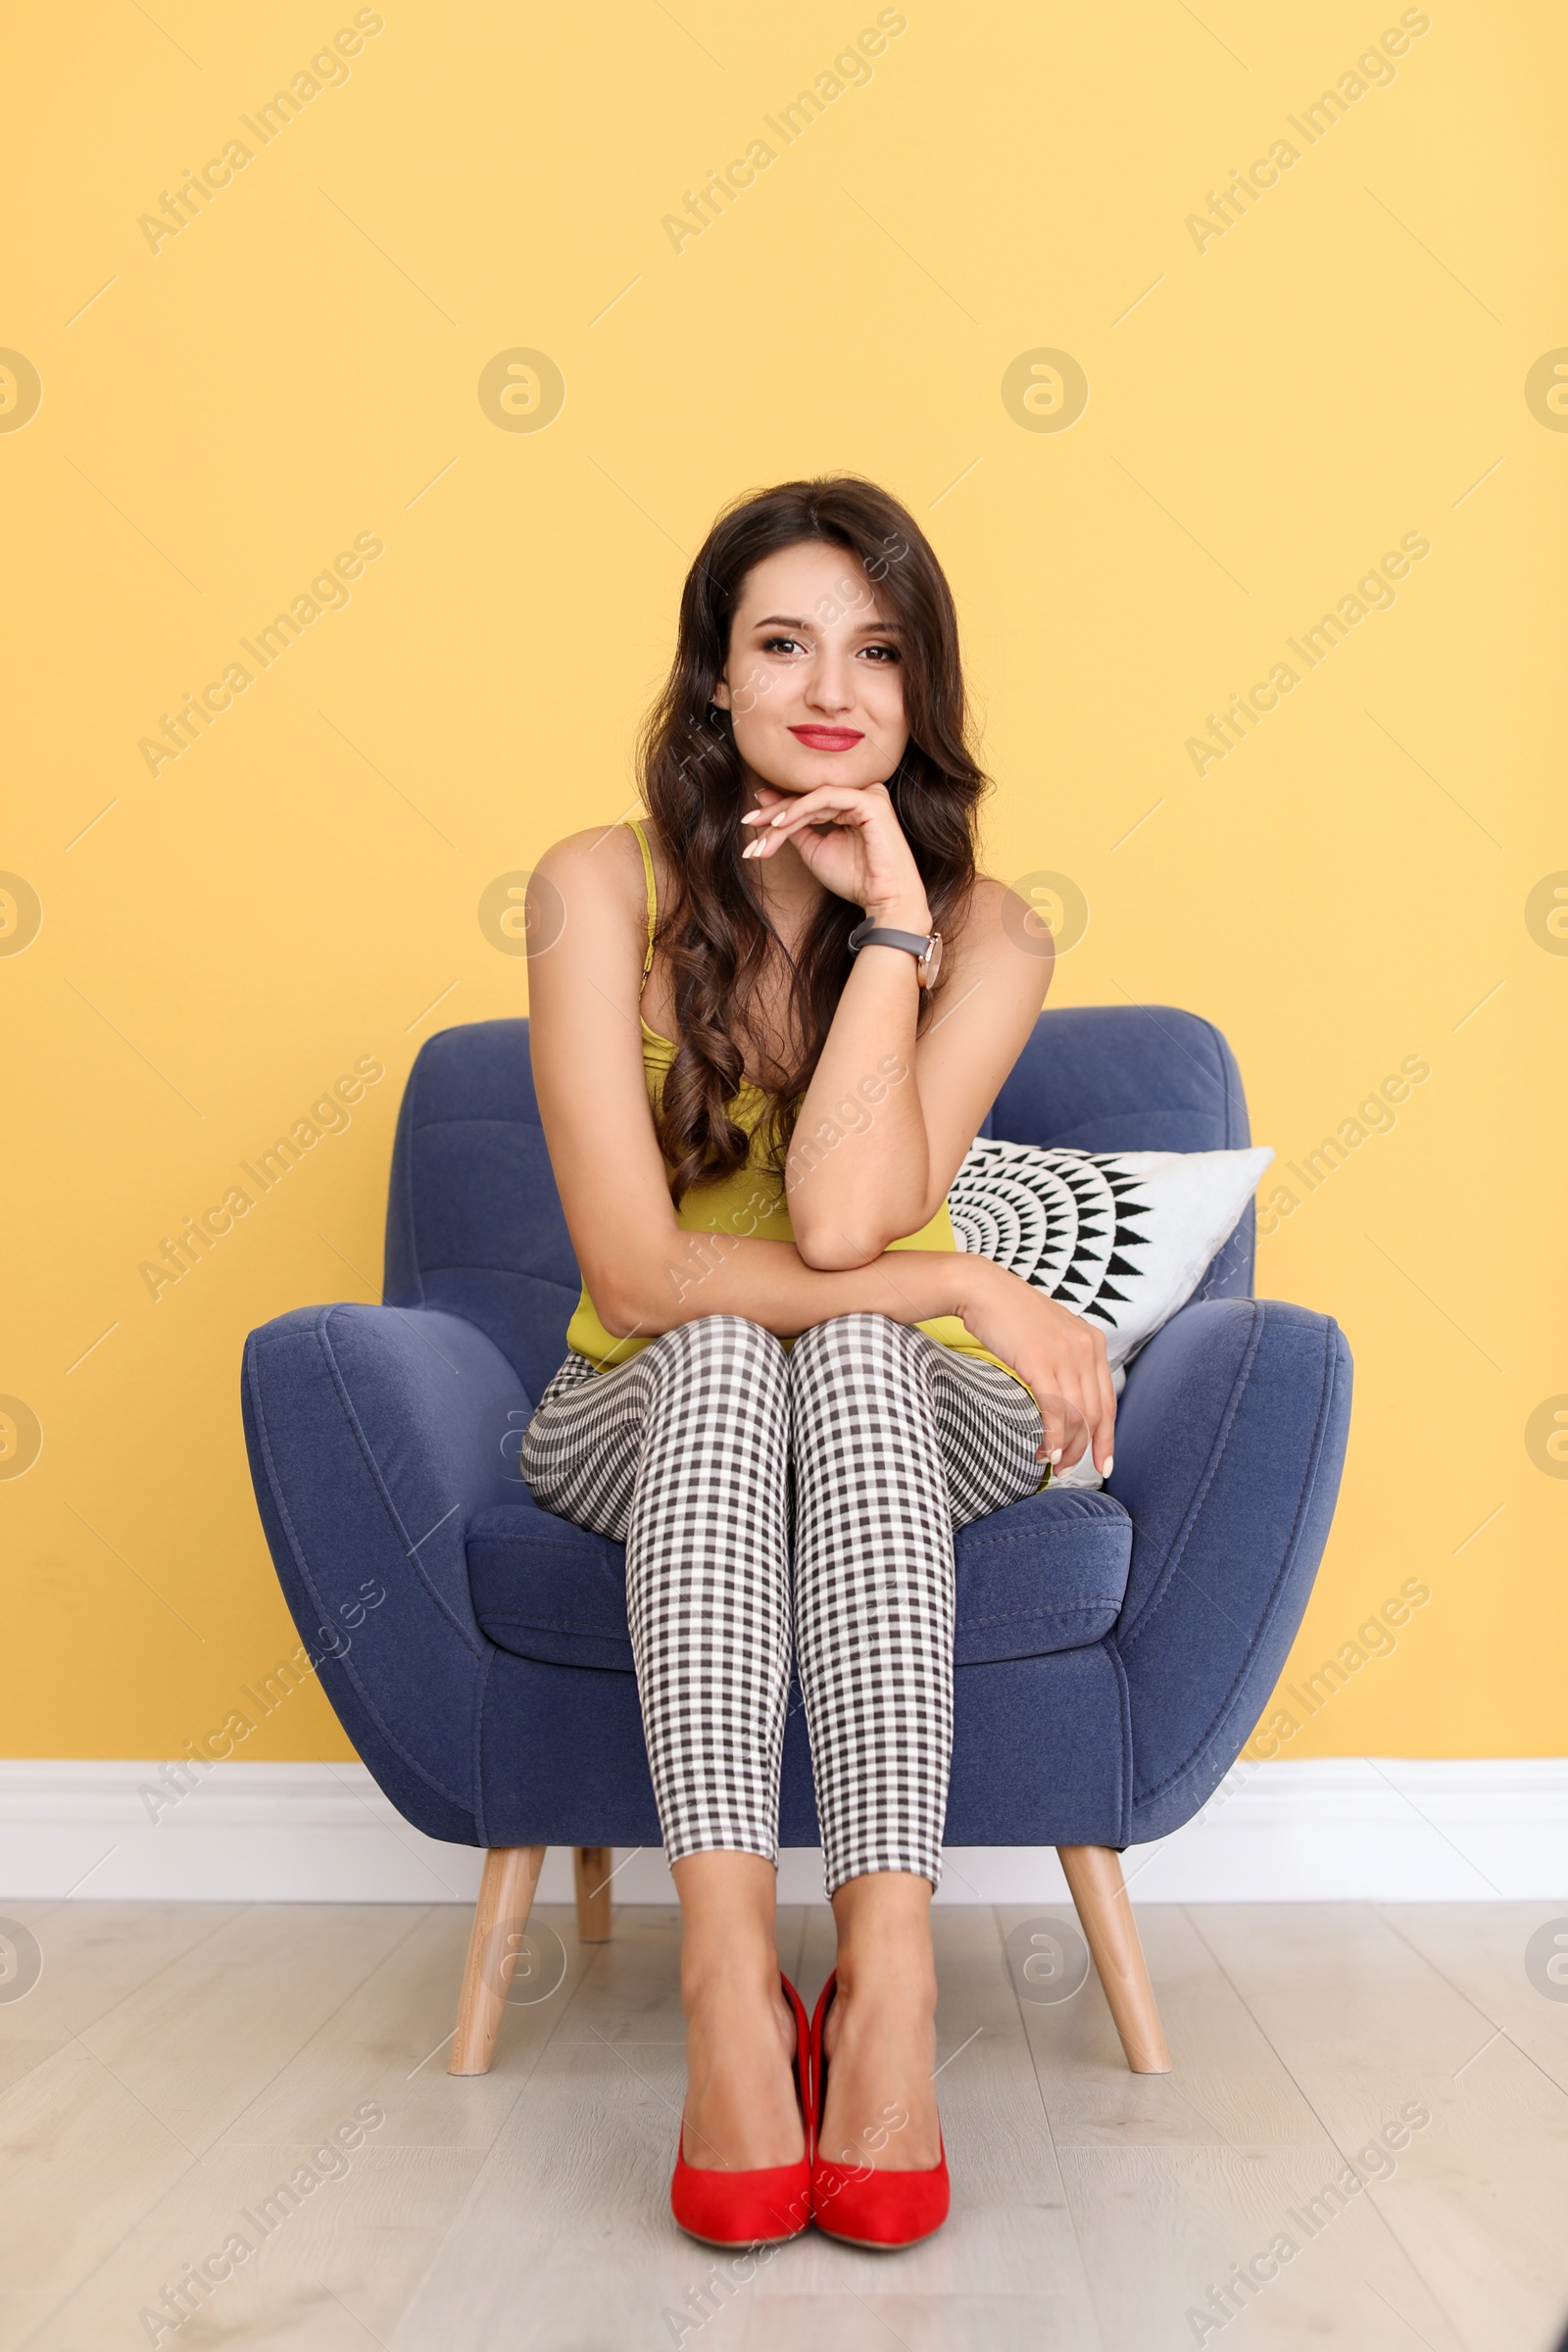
[518, 1313, 1044, 1893]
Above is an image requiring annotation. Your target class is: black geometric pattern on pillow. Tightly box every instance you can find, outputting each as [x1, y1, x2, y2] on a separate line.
[947, 1141, 1154, 1327]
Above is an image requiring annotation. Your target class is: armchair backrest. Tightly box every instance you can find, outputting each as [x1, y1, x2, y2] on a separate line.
[384, 1006, 1253, 1404]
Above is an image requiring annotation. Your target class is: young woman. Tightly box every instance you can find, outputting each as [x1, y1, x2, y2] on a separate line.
[522, 476, 1114, 2251]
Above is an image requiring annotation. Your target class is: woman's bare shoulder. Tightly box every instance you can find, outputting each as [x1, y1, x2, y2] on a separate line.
[962, 871, 1008, 912]
[950, 871, 1023, 943]
[534, 820, 651, 906]
[525, 823, 659, 976]
[942, 870, 1054, 993]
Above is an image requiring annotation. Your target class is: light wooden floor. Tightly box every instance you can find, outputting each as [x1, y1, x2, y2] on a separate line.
[0, 1897, 1564, 2351]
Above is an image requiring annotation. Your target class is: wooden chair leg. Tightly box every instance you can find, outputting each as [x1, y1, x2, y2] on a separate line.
[1057, 1843, 1171, 2074]
[448, 1843, 545, 2076]
[573, 1845, 613, 1942]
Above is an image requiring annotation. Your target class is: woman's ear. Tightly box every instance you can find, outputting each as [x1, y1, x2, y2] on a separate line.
[710, 677, 732, 711]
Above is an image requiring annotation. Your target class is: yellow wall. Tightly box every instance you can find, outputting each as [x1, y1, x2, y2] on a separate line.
[3, 1, 1563, 1764]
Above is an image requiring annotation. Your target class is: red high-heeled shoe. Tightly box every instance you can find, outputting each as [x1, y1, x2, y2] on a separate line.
[808, 1970, 951, 2249]
[670, 1973, 812, 2248]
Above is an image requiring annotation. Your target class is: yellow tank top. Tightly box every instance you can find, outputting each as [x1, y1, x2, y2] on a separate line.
[563, 820, 1024, 1392]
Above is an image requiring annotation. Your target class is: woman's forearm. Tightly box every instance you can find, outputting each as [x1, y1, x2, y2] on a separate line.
[592, 1235, 973, 1348]
[786, 934, 934, 1263]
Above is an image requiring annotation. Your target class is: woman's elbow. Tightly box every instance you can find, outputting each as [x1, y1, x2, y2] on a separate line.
[792, 1221, 887, 1273]
[594, 1296, 646, 1341]
[792, 1182, 946, 1269]
[585, 1271, 667, 1339]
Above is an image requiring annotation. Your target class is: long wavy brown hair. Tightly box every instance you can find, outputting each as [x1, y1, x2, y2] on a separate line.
[642, 475, 988, 1204]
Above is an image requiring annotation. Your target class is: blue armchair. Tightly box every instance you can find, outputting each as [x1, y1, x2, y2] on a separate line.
[241, 1007, 1351, 2076]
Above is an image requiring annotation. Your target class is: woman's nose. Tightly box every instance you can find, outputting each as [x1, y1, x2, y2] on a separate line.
[804, 656, 856, 713]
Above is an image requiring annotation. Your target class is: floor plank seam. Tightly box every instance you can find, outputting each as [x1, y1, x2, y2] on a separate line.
[0, 1899, 250, 2111]
[376, 1932, 616, 2336]
[994, 1901, 1113, 2352]
[208, 1905, 436, 2155]
[1374, 1906, 1568, 2111]
[1180, 1905, 1469, 2352]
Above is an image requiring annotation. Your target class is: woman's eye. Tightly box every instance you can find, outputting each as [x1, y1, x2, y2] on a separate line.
[760, 635, 804, 657]
[859, 643, 901, 663]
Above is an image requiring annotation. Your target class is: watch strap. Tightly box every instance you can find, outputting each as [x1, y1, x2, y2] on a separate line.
[847, 920, 934, 957]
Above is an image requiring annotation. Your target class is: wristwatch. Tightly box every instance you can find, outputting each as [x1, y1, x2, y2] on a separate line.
[848, 916, 944, 991]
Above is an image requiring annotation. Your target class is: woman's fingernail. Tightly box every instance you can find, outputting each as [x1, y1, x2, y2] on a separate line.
[1048, 1447, 1062, 1464]
[1103, 1455, 1114, 1476]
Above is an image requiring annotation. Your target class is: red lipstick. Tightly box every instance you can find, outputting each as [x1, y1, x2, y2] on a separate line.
[789, 725, 864, 751]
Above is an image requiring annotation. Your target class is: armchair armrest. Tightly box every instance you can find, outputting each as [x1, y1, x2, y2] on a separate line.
[1106, 1297, 1352, 1840]
[241, 1302, 530, 1842]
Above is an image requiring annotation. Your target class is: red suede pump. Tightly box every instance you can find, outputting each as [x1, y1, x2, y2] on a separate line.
[669, 1973, 812, 2249]
[808, 1970, 951, 2250]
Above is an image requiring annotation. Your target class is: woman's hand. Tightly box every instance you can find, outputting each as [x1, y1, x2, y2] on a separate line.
[741, 780, 931, 926]
[951, 1254, 1117, 1476]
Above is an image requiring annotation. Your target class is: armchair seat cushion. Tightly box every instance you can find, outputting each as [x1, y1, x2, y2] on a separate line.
[466, 1485, 1132, 1672]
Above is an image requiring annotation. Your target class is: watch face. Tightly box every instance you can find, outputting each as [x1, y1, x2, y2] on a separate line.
[919, 932, 943, 989]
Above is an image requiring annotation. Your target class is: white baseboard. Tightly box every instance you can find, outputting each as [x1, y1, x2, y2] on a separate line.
[0, 1758, 1564, 1905]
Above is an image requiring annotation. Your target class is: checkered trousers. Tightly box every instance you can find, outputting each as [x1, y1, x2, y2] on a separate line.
[517, 1313, 1045, 1894]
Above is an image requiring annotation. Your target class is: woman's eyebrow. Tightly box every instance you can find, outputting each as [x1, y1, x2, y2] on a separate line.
[748, 612, 905, 631]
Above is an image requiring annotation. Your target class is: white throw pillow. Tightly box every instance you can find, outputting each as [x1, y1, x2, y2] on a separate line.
[948, 1140, 1274, 1487]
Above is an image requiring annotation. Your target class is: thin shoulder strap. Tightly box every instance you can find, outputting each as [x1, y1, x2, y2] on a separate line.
[627, 816, 657, 983]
